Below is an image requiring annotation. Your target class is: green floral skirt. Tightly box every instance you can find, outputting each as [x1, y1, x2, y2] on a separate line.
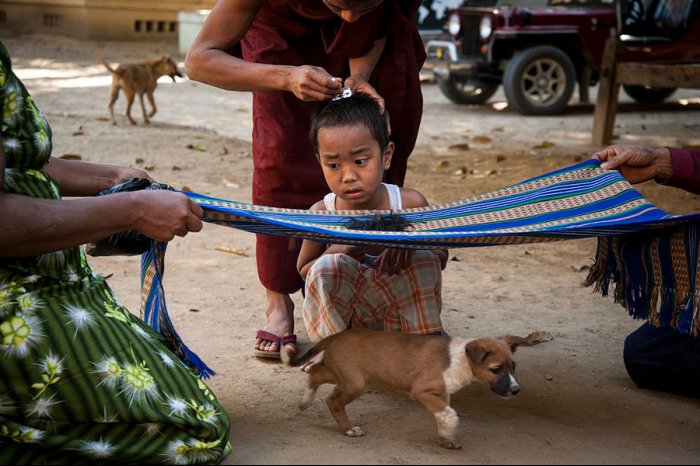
[0, 273, 231, 464]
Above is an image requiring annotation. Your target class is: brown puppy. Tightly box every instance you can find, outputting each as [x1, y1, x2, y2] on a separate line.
[283, 329, 552, 449]
[96, 53, 182, 125]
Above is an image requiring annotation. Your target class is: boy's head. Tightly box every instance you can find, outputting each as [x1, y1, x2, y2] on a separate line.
[310, 91, 395, 208]
[310, 91, 391, 155]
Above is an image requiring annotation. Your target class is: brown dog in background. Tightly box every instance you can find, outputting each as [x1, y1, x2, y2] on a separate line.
[96, 53, 182, 125]
[283, 329, 552, 449]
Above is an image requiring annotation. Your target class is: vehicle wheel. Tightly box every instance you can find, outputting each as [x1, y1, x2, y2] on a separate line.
[623, 85, 677, 103]
[503, 46, 577, 115]
[436, 76, 499, 105]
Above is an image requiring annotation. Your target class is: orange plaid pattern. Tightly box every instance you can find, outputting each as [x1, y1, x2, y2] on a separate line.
[302, 251, 443, 342]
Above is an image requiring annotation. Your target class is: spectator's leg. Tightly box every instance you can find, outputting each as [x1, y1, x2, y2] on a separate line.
[623, 322, 700, 398]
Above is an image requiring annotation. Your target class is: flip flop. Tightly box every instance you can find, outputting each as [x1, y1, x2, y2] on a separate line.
[254, 330, 297, 360]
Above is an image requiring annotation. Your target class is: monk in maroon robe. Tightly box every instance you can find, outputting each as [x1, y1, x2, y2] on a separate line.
[186, 0, 425, 358]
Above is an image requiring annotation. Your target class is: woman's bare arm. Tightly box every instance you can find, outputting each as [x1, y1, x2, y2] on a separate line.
[0, 133, 202, 258]
[44, 157, 153, 197]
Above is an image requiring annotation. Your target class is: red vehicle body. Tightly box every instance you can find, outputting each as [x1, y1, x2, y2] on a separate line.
[426, 0, 700, 115]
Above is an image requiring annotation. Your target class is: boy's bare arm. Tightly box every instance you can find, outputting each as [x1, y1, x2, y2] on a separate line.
[297, 238, 326, 280]
[298, 240, 367, 279]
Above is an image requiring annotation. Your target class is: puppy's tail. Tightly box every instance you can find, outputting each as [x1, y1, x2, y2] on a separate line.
[94, 52, 120, 75]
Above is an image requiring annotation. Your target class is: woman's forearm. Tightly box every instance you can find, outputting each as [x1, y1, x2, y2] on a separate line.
[44, 157, 135, 197]
[0, 192, 138, 257]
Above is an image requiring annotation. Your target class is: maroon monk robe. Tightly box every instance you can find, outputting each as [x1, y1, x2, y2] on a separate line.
[240, 0, 426, 293]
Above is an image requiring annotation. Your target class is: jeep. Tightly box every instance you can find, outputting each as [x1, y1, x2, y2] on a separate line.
[415, 0, 548, 44]
[425, 0, 700, 115]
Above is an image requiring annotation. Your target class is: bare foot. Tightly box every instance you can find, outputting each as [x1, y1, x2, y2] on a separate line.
[255, 290, 295, 357]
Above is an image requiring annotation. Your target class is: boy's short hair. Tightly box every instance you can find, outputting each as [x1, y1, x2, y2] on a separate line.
[310, 91, 390, 155]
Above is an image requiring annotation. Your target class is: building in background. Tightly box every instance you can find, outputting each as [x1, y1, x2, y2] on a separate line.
[0, 0, 215, 41]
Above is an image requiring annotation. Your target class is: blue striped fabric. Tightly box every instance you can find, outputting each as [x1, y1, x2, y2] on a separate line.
[185, 160, 700, 247]
[141, 240, 216, 378]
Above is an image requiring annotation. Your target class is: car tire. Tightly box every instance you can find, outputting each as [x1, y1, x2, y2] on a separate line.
[623, 85, 677, 104]
[503, 46, 577, 115]
[436, 76, 499, 105]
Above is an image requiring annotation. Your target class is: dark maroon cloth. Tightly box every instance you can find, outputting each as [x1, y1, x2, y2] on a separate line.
[240, 0, 425, 293]
[666, 147, 700, 195]
[622, 147, 700, 398]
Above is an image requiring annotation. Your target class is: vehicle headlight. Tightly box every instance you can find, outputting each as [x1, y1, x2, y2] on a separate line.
[479, 16, 492, 40]
[448, 12, 461, 37]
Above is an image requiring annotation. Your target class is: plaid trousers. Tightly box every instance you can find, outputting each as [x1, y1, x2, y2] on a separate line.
[302, 251, 444, 342]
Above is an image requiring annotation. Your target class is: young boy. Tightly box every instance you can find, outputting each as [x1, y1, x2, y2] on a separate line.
[297, 91, 449, 343]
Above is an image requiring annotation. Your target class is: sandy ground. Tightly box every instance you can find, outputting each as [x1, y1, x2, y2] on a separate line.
[4, 33, 700, 464]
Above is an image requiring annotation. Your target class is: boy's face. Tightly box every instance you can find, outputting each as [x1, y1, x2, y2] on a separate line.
[316, 123, 393, 209]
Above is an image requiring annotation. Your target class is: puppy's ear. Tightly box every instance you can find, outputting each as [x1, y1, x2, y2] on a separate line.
[501, 331, 553, 352]
[466, 340, 490, 365]
[525, 331, 553, 345]
[501, 335, 529, 353]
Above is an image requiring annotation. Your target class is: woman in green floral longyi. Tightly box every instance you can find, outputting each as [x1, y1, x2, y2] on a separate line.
[0, 41, 231, 464]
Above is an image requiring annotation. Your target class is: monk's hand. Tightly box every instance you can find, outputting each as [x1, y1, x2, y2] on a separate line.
[289, 65, 342, 101]
[344, 76, 385, 111]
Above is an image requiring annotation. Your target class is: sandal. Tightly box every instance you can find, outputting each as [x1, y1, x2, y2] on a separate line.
[254, 330, 297, 360]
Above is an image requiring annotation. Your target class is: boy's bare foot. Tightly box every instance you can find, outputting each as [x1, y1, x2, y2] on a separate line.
[255, 290, 295, 358]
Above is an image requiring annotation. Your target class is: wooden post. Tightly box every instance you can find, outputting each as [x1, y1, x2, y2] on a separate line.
[579, 65, 592, 104]
[592, 37, 622, 146]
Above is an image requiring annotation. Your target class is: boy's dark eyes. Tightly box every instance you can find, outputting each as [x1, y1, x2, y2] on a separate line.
[354, 158, 369, 166]
[326, 163, 339, 169]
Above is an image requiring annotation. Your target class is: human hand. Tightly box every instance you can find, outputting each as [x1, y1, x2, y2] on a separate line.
[326, 244, 366, 262]
[591, 145, 674, 184]
[343, 76, 385, 111]
[374, 248, 413, 276]
[114, 166, 155, 185]
[129, 190, 203, 241]
[288, 65, 342, 101]
[343, 76, 390, 135]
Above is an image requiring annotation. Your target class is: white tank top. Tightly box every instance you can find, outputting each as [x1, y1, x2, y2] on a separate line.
[322, 183, 402, 211]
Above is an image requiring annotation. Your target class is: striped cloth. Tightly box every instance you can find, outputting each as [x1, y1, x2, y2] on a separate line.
[147, 160, 699, 376]
[141, 241, 216, 378]
[187, 160, 700, 249]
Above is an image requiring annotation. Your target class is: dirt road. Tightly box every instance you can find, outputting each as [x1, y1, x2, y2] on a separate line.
[4, 33, 700, 464]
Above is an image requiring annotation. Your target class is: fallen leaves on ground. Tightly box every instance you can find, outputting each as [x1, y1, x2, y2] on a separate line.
[215, 246, 249, 257]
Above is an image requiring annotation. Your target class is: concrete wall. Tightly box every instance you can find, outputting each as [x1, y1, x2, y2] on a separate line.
[178, 9, 209, 55]
[0, 0, 216, 41]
